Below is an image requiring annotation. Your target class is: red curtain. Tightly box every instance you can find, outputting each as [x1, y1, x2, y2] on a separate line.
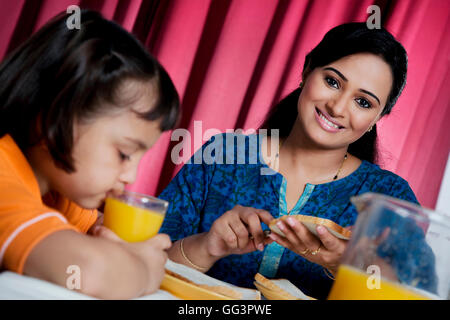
[1, 0, 449, 209]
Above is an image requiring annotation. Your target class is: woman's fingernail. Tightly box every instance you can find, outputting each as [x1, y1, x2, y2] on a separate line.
[258, 243, 264, 251]
[287, 217, 296, 227]
[317, 226, 325, 234]
[277, 221, 285, 231]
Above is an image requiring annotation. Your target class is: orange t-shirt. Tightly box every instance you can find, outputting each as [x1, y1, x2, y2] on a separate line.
[0, 134, 98, 274]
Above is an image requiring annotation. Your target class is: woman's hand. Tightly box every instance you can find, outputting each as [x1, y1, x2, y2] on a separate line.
[204, 205, 274, 258]
[93, 226, 171, 295]
[268, 217, 350, 276]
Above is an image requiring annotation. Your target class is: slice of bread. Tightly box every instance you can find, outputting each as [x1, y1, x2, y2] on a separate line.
[269, 214, 352, 240]
[163, 259, 260, 300]
[254, 273, 315, 300]
[165, 269, 242, 299]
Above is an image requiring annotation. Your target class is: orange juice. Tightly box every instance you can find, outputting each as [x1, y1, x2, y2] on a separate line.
[103, 197, 165, 242]
[327, 265, 433, 300]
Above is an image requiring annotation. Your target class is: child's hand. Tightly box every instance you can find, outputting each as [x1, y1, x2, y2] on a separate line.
[92, 225, 122, 241]
[130, 233, 172, 295]
[205, 205, 274, 258]
[87, 212, 104, 236]
[94, 226, 171, 295]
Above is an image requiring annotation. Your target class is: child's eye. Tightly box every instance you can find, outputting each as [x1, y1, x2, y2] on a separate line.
[355, 97, 372, 109]
[325, 76, 339, 89]
[118, 151, 131, 162]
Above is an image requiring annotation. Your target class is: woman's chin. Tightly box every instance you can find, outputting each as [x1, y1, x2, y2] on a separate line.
[302, 129, 336, 148]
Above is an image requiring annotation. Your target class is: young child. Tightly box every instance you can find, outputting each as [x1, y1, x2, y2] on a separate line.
[0, 10, 180, 299]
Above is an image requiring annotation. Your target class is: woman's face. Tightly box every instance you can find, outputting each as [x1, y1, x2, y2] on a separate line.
[32, 80, 162, 209]
[297, 53, 393, 150]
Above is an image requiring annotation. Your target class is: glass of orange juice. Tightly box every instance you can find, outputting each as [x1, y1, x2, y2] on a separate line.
[327, 192, 450, 300]
[103, 190, 168, 242]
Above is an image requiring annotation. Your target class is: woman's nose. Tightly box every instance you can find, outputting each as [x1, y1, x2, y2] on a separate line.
[326, 93, 348, 117]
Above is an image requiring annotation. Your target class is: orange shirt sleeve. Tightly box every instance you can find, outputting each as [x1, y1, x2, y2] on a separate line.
[0, 174, 78, 274]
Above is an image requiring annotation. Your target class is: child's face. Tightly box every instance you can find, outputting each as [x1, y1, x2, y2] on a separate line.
[34, 81, 163, 209]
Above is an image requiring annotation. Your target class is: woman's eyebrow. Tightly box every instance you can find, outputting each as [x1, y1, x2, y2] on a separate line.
[359, 89, 381, 105]
[323, 67, 381, 105]
[324, 67, 348, 82]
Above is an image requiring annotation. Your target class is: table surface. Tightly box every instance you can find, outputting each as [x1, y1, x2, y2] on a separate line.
[0, 271, 179, 300]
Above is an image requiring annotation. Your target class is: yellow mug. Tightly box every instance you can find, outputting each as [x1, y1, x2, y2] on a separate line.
[103, 190, 168, 242]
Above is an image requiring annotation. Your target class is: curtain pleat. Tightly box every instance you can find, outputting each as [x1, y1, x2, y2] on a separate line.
[380, 0, 450, 207]
[5, 0, 43, 56]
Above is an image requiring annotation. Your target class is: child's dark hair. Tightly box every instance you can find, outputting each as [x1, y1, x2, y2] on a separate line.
[0, 9, 180, 173]
[260, 22, 408, 163]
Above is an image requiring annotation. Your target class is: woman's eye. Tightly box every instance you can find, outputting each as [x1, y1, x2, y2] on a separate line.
[325, 77, 339, 89]
[355, 97, 372, 109]
[118, 151, 131, 162]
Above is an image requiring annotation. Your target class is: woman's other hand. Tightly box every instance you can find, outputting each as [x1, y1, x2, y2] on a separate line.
[268, 217, 349, 276]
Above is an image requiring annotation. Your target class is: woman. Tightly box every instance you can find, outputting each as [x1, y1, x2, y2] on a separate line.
[158, 23, 433, 299]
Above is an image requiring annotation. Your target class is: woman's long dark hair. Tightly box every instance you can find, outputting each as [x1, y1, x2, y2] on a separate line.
[0, 9, 180, 173]
[260, 22, 408, 163]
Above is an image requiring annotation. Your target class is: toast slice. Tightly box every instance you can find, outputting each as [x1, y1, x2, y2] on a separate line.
[254, 273, 315, 300]
[269, 214, 351, 240]
[163, 259, 260, 300]
[165, 269, 242, 299]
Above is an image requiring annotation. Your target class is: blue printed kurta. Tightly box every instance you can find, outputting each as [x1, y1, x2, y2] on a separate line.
[158, 133, 425, 299]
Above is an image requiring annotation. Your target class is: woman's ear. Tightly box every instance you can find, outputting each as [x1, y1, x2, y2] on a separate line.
[301, 61, 312, 85]
[368, 115, 382, 133]
[374, 112, 383, 124]
[300, 74, 312, 89]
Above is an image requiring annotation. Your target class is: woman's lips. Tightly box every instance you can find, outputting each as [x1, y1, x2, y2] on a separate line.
[314, 107, 345, 133]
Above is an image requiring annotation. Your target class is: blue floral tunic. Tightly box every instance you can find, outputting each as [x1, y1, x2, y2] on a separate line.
[158, 133, 428, 299]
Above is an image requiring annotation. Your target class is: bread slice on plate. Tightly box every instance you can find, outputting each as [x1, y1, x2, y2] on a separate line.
[269, 214, 352, 240]
[162, 259, 261, 300]
[254, 273, 315, 300]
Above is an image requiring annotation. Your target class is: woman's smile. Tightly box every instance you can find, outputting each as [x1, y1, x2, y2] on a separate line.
[314, 107, 345, 133]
